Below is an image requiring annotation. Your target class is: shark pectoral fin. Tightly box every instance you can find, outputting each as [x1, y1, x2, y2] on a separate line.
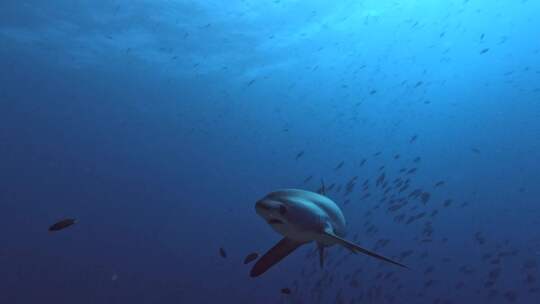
[317, 242, 325, 268]
[250, 238, 305, 277]
[323, 232, 408, 269]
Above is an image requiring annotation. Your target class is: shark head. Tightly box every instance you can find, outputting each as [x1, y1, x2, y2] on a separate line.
[255, 198, 288, 226]
[255, 194, 326, 241]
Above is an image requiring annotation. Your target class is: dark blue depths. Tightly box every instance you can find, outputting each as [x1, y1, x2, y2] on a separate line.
[1, 1, 540, 303]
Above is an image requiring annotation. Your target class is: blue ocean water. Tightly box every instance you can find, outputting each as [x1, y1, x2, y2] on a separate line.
[1, 0, 540, 303]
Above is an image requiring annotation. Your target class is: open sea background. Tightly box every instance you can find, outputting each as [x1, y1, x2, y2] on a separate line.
[1, 1, 540, 303]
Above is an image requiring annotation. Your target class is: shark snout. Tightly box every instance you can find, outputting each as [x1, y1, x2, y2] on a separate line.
[255, 199, 281, 214]
[255, 199, 288, 224]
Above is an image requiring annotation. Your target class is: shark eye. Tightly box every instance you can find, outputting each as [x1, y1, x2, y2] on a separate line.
[279, 205, 287, 215]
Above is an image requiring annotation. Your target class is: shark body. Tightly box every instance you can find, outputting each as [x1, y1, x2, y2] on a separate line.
[251, 188, 407, 277]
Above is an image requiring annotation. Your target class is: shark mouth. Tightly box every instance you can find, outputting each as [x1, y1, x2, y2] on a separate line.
[268, 219, 284, 225]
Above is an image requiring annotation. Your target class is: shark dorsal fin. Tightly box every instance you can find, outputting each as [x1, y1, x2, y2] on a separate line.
[318, 179, 326, 195]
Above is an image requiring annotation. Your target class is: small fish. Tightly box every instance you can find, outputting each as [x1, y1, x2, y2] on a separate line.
[219, 247, 227, 258]
[443, 199, 453, 207]
[480, 48, 489, 54]
[434, 181, 445, 187]
[409, 135, 418, 143]
[369, 89, 377, 95]
[281, 288, 291, 295]
[334, 161, 345, 170]
[295, 151, 305, 160]
[243, 252, 259, 264]
[471, 147, 481, 154]
[303, 175, 313, 183]
[407, 168, 417, 174]
[49, 218, 77, 232]
[420, 192, 431, 204]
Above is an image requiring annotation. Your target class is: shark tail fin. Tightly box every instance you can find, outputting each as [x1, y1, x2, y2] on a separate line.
[323, 231, 408, 269]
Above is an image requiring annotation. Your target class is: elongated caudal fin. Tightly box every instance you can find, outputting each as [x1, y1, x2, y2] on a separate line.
[250, 238, 305, 277]
[325, 232, 408, 269]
